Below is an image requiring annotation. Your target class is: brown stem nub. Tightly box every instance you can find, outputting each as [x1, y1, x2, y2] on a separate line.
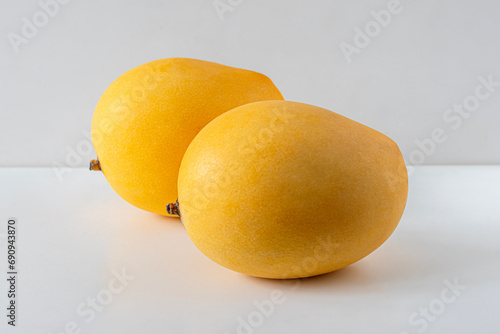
[166, 200, 180, 217]
[89, 159, 101, 171]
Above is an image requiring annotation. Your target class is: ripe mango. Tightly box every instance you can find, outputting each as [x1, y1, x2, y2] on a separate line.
[91, 58, 283, 215]
[173, 100, 408, 278]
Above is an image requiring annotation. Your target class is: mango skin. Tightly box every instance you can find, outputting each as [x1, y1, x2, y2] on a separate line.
[178, 100, 408, 279]
[91, 58, 283, 216]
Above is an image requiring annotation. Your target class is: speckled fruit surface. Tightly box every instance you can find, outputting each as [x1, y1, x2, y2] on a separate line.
[177, 100, 408, 278]
[91, 58, 283, 215]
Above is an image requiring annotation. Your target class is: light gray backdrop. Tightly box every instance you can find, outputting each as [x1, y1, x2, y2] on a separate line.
[1, 0, 499, 168]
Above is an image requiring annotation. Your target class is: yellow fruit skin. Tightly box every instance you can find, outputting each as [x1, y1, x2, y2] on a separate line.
[178, 101, 408, 279]
[91, 58, 283, 216]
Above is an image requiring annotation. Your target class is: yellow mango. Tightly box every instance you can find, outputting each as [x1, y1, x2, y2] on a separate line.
[91, 58, 283, 215]
[172, 100, 408, 278]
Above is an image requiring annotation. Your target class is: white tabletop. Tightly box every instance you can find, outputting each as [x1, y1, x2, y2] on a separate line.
[0, 166, 499, 334]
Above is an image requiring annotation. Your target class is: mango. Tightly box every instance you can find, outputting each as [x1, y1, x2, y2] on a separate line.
[91, 58, 283, 215]
[171, 100, 408, 278]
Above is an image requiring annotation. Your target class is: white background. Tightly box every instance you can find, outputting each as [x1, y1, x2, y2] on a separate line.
[1, 166, 499, 334]
[1, 0, 499, 167]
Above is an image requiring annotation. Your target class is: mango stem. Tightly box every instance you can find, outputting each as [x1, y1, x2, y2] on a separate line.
[89, 159, 101, 171]
[166, 200, 180, 217]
